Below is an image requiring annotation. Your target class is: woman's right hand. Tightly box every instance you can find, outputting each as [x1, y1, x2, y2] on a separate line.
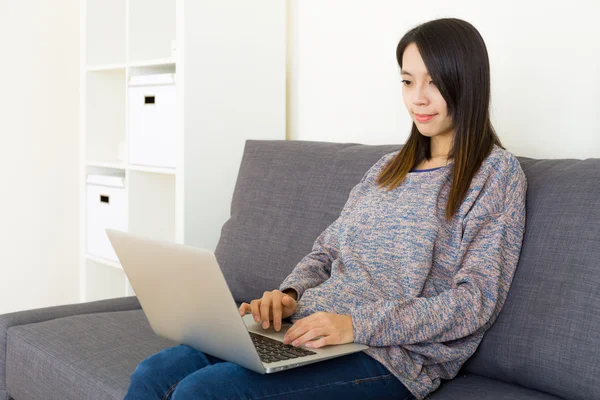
[239, 290, 298, 332]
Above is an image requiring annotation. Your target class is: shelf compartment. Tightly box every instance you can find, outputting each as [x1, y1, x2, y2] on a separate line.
[128, 0, 176, 63]
[129, 62, 176, 78]
[85, 0, 126, 66]
[128, 170, 176, 243]
[85, 258, 127, 302]
[85, 69, 126, 164]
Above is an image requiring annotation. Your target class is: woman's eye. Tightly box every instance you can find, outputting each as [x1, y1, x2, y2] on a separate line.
[401, 80, 436, 87]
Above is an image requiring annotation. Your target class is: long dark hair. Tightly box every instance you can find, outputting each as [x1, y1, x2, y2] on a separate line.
[377, 18, 504, 221]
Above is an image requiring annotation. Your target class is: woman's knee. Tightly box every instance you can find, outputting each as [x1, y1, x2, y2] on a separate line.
[127, 345, 210, 399]
[170, 362, 253, 400]
[126, 355, 164, 400]
[132, 345, 193, 377]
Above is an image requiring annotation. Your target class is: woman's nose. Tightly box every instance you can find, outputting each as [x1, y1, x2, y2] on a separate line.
[412, 87, 428, 106]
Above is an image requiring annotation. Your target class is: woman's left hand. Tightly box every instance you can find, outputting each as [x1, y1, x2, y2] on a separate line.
[282, 312, 354, 349]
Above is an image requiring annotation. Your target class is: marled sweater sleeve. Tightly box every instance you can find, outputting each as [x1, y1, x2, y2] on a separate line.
[351, 168, 527, 347]
[279, 154, 393, 300]
[278, 217, 340, 301]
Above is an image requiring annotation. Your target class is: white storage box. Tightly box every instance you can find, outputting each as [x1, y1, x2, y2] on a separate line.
[86, 176, 127, 262]
[128, 73, 176, 168]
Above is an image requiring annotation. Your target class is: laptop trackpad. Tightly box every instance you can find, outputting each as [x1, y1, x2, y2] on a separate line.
[243, 314, 298, 343]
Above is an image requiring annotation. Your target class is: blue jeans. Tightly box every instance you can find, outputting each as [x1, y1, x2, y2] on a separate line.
[124, 344, 414, 400]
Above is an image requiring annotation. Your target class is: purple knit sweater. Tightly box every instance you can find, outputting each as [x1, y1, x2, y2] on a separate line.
[279, 144, 527, 399]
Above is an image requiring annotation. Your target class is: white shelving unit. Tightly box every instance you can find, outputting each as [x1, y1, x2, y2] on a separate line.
[80, 0, 286, 302]
[81, 0, 177, 302]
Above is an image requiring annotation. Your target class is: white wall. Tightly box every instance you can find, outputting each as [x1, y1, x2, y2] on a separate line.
[0, 1, 80, 314]
[287, 0, 600, 160]
[182, 0, 286, 251]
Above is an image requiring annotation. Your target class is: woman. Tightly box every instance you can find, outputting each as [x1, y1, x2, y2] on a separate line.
[125, 17, 527, 400]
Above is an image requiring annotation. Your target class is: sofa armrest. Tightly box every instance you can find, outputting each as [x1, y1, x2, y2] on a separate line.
[0, 296, 141, 400]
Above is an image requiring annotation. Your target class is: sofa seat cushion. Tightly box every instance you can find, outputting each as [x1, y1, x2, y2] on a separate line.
[428, 374, 563, 399]
[6, 310, 175, 400]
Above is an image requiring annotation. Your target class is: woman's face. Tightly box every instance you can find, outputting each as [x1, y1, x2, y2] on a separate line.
[401, 43, 454, 141]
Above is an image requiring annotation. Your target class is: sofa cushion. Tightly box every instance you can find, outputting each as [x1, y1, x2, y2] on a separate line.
[462, 156, 600, 400]
[428, 373, 563, 399]
[6, 310, 175, 400]
[0, 296, 141, 400]
[215, 139, 400, 303]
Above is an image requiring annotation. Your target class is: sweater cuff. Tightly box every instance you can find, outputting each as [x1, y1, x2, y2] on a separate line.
[350, 306, 374, 345]
[279, 284, 304, 302]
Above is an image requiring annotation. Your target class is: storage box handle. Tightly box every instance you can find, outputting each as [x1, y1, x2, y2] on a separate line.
[100, 195, 110, 204]
[144, 95, 156, 105]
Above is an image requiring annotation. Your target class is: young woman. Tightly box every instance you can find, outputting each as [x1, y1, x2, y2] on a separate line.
[124, 17, 527, 400]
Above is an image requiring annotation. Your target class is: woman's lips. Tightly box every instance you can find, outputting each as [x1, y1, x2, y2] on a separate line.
[415, 113, 436, 123]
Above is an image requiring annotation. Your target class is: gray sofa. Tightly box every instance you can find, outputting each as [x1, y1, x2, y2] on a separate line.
[1, 140, 598, 400]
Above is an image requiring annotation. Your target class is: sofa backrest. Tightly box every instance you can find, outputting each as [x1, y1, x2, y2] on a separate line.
[215, 140, 399, 302]
[215, 140, 600, 400]
[462, 155, 600, 400]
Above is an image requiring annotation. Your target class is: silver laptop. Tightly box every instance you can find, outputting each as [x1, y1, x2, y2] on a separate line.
[106, 229, 368, 374]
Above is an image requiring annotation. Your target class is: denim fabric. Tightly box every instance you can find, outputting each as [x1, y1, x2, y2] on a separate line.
[124, 345, 414, 400]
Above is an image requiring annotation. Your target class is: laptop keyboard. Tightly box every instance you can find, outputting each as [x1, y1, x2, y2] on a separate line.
[250, 332, 317, 364]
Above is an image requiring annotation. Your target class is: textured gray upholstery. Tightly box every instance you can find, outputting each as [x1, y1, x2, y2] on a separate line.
[0, 296, 141, 400]
[6, 310, 174, 400]
[428, 373, 563, 399]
